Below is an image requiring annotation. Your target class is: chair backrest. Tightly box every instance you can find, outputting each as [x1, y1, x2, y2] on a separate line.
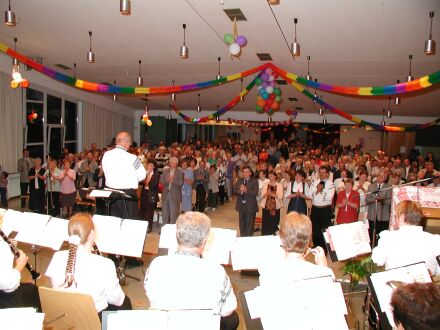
[38, 286, 101, 330]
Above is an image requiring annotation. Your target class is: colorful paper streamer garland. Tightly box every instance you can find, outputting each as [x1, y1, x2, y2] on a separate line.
[1, 41, 439, 131]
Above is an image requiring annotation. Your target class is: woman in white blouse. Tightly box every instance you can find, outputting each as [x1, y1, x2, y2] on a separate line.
[353, 170, 370, 221]
[45, 213, 131, 315]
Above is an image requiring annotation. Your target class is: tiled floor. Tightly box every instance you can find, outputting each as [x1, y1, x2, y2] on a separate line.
[7, 197, 366, 329]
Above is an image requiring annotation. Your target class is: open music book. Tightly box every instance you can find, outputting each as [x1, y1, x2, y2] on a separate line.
[0, 308, 45, 330]
[325, 221, 371, 261]
[93, 214, 149, 258]
[159, 224, 237, 265]
[103, 309, 220, 330]
[230, 235, 285, 271]
[368, 262, 432, 328]
[244, 276, 348, 330]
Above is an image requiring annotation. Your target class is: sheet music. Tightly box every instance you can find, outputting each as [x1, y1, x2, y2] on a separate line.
[37, 217, 69, 250]
[159, 224, 237, 265]
[0, 207, 6, 217]
[1, 209, 24, 236]
[90, 189, 112, 198]
[244, 287, 263, 319]
[167, 310, 220, 330]
[250, 277, 348, 330]
[230, 235, 285, 271]
[15, 212, 51, 245]
[107, 310, 168, 330]
[369, 262, 431, 328]
[93, 215, 149, 258]
[0, 308, 45, 330]
[326, 221, 371, 261]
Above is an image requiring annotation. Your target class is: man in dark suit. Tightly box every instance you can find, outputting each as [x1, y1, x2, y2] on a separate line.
[17, 149, 34, 210]
[193, 160, 210, 212]
[160, 157, 184, 225]
[234, 166, 259, 237]
[366, 170, 392, 245]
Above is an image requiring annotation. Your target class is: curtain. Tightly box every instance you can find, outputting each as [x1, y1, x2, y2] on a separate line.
[82, 102, 134, 149]
[0, 71, 23, 173]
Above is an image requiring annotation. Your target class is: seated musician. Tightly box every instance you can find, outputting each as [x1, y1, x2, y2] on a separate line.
[0, 231, 41, 310]
[45, 213, 131, 315]
[259, 212, 335, 286]
[144, 211, 239, 330]
[372, 200, 440, 275]
[390, 282, 440, 330]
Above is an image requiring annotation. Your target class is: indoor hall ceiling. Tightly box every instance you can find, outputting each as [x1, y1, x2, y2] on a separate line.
[0, 0, 439, 117]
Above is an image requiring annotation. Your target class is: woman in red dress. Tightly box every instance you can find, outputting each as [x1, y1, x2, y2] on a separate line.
[336, 178, 360, 224]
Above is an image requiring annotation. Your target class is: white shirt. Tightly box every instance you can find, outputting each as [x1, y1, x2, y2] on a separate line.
[353, 181, 370, 213]
[0, 239, 20, 293]
[284, 180, 310, 198]
[102, 146, 146, 189]
[259, 253, 335, 286]
[372, 225, 440, 275]
[144, 254, 237, 317]
[45, 247, 125, 312]
[307, 179, 335, 207]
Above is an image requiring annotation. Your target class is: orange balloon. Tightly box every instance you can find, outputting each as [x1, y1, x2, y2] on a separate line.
[257, 99, 265, 108]
[21, 79, 29, 88]
[271, 102, 280, 110]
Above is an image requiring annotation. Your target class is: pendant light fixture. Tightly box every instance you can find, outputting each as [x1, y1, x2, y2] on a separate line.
[319, 106, 324, 116]
[11, 37, 21, 81]
[395, 80, 401, 106]
[424, 11, 436, 55]
[406, 55, 413, 82]
[113, 81, 118, 101]
[322, 117, 328, 125]
[387, 97, 392, 118]
[137, 60, 143, 86]
[167, 105, 172, 120]
[216, 105, 220, 122]
[180, 24, 189, 59]
[240, 78, 244, 102]
[144, 96, 152, 126]
[381, 109, 386, 126]
[120, 0, 131, 16]
[291, 18, 300, 57]
[73, 63, 77, 79]
[87, 31, 95, 63]
[4, 0, 16, 27]
[216, 57, 222, 80]
[197, 93, 201, 112]
[171, 80, 176, 102]
[306, 56, 311, 80]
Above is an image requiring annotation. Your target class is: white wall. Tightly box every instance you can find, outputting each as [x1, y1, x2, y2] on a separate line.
[340, 125, 383, 154]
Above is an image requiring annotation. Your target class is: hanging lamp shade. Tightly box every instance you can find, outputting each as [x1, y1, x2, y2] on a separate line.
[87, 31, 95, 63]
[120, 0, 131, 15]
[4, 0, 16, 26]
[424, 11, 436, 55]
[180, 24, 189, 59]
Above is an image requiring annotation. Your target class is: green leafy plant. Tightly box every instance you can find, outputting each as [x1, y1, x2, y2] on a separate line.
[341, 256, 377, 285]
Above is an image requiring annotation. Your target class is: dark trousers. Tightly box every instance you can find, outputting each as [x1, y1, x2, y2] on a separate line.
[208, 190, 218, 209]
[98, 295, 132, 321]
[196, 184, 206, 212]
[310, 206, 332, 251]
[0, 283, 41, 311]
[47, 191, 60, 216]
[238, 209, 256, 237]
[220, 311, 239, 330]
[262, 208, 280, 236]
[109, 189, 139, 219]
[368, 220, 390, 247]
[20, 182, 29, 208]
[218, 185, 227, 204]
[0, 187, 8, 209]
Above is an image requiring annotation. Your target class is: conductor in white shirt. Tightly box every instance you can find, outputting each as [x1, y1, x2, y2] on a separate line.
[144, 212, 239, 330]
[102, 131, 146, 219]
[372, 200, 440, 275]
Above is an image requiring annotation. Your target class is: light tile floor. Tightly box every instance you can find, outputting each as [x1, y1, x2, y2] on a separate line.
[8, 197, 366, 329]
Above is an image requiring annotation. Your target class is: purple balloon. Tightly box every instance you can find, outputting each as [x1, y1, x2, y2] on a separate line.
[235, 35, 248, 47]
[269, 81, 275, 87]
[265, 67, 273, 75]
[261, 73, 269, 81]
[262, 81, 269, 88]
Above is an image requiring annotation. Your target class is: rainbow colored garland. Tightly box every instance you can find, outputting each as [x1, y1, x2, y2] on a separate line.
[1, 41, 439, 97]
[1, 41, 439, 132]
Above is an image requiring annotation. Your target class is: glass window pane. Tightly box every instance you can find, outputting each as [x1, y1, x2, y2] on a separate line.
[65, 100, 77, 141]
[47, 95, 62, 124]
[26, 102, 44, 143]
[26, 88, 44, 101]
[47, 126, 64, 160]
[64, 142, 77, 154]
[27, 145, 44, 161]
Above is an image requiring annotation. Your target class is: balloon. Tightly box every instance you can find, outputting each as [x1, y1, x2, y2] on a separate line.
[275, 95, 282, 103]
[265, 68, 273, 75]
[264, 105, 270, 111]
[235, 35, 247, 47]
[257, 99, 265, 107]
[274, 88, 281, 96]
[256, 105, 263, 112]
[257, 95, 263, 101]
[266, 86, 274, 94]
[285, 109, 293, 116]
[261, 81, 269, 88]
[261, 92, 269, 100]
[229, 43, 241, 56]
[269, 93, 276, 99]
[268, 75, 275, 82]
[272, 72, 279, 79]
[266, 98, 274, 106]
[261, 73, 269, 81]
[271, 102, 280, 110]
[32, 112, 38, 119]
[224, 33, 234, 45]
[255, 77, 262, 85]
[269, 81, 275, 87]
[146, 119, 153, 126]
[21, 79, 29, 88]
[10, 80, 19, 88]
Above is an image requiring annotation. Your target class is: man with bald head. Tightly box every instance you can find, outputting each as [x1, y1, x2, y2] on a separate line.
[102, 131, 146, 219]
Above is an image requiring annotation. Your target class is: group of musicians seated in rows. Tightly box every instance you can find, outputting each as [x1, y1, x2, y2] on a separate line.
[1, 199, 439, 329]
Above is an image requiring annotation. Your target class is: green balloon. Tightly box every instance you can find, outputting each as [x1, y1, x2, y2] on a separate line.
[274, 88, 281, 96]
[255, 77, 262, 85]
[275, 95, 282, 103]
[224, 34, 234, 45]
